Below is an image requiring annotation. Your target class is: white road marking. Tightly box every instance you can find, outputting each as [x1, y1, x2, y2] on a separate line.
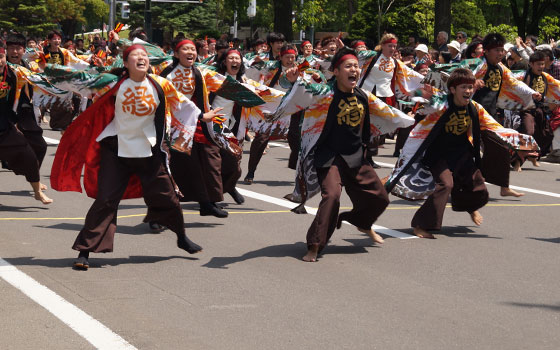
[507, 185, 560, 199]
[236, 187, 417, 239]
[0, 258, 137, 350]
[267, 142, 290, 149]
[44, 136, 60, 145]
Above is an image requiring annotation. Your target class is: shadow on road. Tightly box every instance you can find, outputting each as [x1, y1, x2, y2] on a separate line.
[4, 255, 198, 269]
[502, 302, 560, 312]
[392, 226, 502, 239]
[36, 221, 223, 235]
[527, 236, 560, 244]
[203, 239, 376, 269]
[202, 242, 306, 269]
[0, 204, 50, 212]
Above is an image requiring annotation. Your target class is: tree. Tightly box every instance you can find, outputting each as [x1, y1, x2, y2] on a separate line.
[83, 0, 109, 32]
[538, 16, 560, 43]
[451, 0, 486, 37]
[0, 0, 55, 36]
[509, 0, 555, 37]
[45, 0, 86, 38]
[128, 0, 223, 40]
[434, 0, 451, 43]
[349, 0, 425, 43]
[411, 0, 434, 41]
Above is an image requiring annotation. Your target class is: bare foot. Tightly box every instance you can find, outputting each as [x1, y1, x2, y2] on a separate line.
[302, 245, 319, 262]
[413, 227, 435, 239]
[512, 160, 522, 172]
[358, 227, 384, 244]
[529, 157, 540, 167]
[34, 191, 53, 204]
[470, 211, 483, 226]
[40, 183, 48, 191]
[500, 187, 524, 197]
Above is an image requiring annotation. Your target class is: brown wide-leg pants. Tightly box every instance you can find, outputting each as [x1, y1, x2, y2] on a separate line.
[287, 111, 303, 170]
[72, 137, 185, 253]
[411, 154, 489, 231]
[0, 125, 41, 183]
[171, 142, 241, 203]
[306, 156, 390, 249]
[480, 130, 510, 187]
[17, 107, 47, 166]
[247, 132, 270, 176]
[520, 108, 553, 156]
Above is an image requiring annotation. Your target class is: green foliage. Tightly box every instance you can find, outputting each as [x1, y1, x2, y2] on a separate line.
[451, 0, 486, 36]
[83, 0, 109, 32]
[0, 0, 55, 36]
[349, 0, 429, 43]
[539, 16, 560, 42]
[128, 0, 225, 39]
[348, 0, 376, 39]
[480, 23, 518, 42]
[294, 0, 350, 33]
[412, 0, 434, 41]
[45, 0, 86, 24]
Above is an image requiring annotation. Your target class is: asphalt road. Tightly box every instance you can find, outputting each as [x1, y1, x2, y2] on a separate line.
[1, 129, 559, 350]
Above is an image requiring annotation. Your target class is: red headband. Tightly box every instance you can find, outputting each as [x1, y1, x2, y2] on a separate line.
[352, 41, 366, 49]
[226, 49, 241, 58]
[448, 77, 475, 89]
[50, 34, 62, 40]
[301, 41, 311, 47]
[415, 63, 428, 71]
[382, 38, 397, 45]
[333, 54, 358, 70]
[281, 48, 297, 56]
[175, 39, 195, 52]
[0, 48, 5, 54]
[123, 44, 147, 61]
[208, 39, 216, 44]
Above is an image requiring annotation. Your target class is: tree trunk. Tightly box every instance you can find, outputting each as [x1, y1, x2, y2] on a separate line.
[434, 0, 451, 45]
[61, 19, 77, 39]
[347, 0, 357, 17]
[273, 0, 293, 41]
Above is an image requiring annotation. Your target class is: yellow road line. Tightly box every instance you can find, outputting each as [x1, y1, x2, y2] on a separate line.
[0, 204, 557, 221]
[0, 210, 292, 221]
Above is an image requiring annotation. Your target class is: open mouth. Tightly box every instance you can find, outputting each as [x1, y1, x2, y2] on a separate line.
[231, 64, 239, 70]
[136, 60, 147, 68]
[348, 73, 358, 84]
[185, 55, 195, 63]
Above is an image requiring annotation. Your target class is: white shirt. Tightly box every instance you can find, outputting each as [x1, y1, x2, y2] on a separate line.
[97, 78, 160, 158]
[360, 53, 395, 97]
[167, 65, 195, 99]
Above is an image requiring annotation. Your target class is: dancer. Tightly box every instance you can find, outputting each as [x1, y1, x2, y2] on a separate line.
[386, 68, 540, 238]
[0, 40, 51, 204]
[472, 33, 541, 197]
[511, 51, 559, 170]
[50, 44, 224, 269]
[266, 48, 414, 262]
[160, 37, 242, 218]
[244, 44, 298, 183]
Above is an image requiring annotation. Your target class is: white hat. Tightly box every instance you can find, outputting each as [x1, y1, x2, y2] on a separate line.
[535, 44, 552, 51]
[504, 43, 514, 52]
[447, 40, 461, 52]
[415, 44, 429, 54]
